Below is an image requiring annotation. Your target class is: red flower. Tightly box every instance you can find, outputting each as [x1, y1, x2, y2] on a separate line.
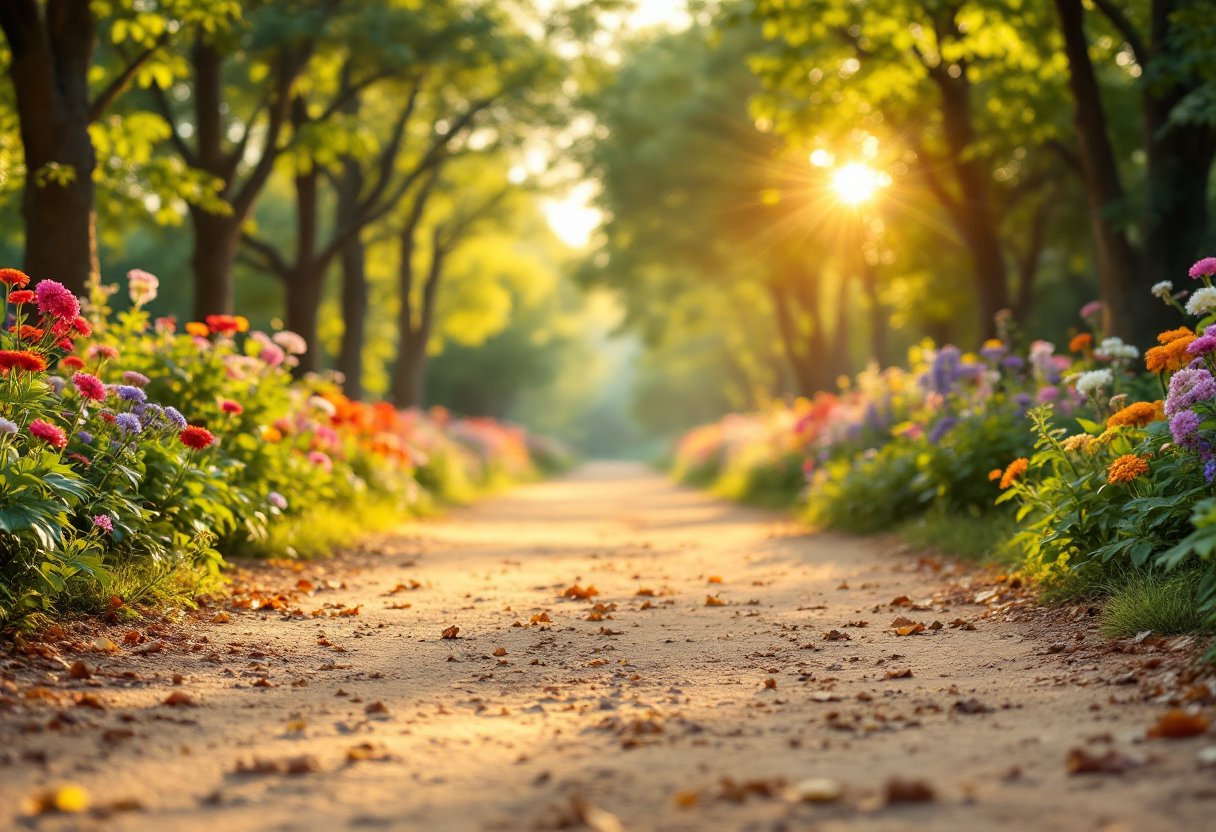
[0, 268, 30, 288]
[8, 289, 34, 304]
[73, 372, 107, 401]
[205, 315, 241, 336]
[100, 412, 117, 423]
[220, 399, 243, 415]
[180, 425, 215, 450]
[68, 453, 91, 467]
[62, 356, 85, 370]
[72, 317, 92, 337]
[29, 419, 67, 449]
[0, 350, 48, 373]
[57, 338, 74, 351]
[34, 280, 80, 320]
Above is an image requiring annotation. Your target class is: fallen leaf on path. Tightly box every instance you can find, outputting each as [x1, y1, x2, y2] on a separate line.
[890, 616, 915, 627]
[810, 692, 841, 702]
[163, 691, 198, 707]
[1066, 747, 1139, 774]
[846, 620, 868, 627]
[387, 602, 412, 609]
[235, 755, 320, 776]
[890, 595, 913, 607]
[949, 618, 976, 630]
[122, 630, 143, 645]
[530, 612, 551, 624]
[718, 777, 786, 802]
[346, 742, 393, 762]
[574, 799, 623, 832]
[252, 678, 276, 688]
[788, 778, 842, 803]
[636, 588, 656, 596]
[364, 701, 391, 717]
[338, 605, 361, 617]
[21, 784, 90, 815]
[764, 678, 778, 690]
[296, 579, 315, 592]
[708, 576, 722, 583]
[1147, 709, 1210, 739]
[895, 624, 926, 636]
[598, 627, 623, 635]
[562, 585, 599, 600]
[91, 636, 117, 654]
[493, 648, 507, 656]
[212, 612, 230, 623]
[441, 626, 460, 639]
[673, 790, 699, 808]
[823, 630, 851, 641]
[885, 778, 935, 803]
[134, 639, 164, 654]
[73, 692, 105, 710]
[639, 601, 653, 610]
[954, 698, 987, 714]
[705, 595, 726, 607]
[68, 662, 91, 680]
[884, 668, 913, 679]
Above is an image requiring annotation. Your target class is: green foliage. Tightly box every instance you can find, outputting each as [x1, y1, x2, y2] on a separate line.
[900, 505, 1019, 563]
[1099, 566, 1213, 640]
[805, 441, 923, 534]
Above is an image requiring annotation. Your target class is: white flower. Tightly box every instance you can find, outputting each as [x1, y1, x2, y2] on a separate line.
[127, 269, 159, 306]
[1151, 280, 1173, 299]
[272, 330, 308, 355]
[1094, 336, 1139, 361]
[1186, 286, 1216, 317]
[1075, 369, 1114, 396]
[0, 417, 16, 434]
[308, 395, 337, 417]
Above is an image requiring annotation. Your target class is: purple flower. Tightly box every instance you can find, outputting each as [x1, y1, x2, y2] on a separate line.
[93, 515, 113, 533]
[122, 371, 151, 387]
[1002, 355, 1025, 371]
[928, 346, 961, 394]
[979, 344, 1006, 361]
[115, 413, 142, 435]
[1036, 386, 1060, 403]
[164, 406, 187, 431]
[1206, 459, 1216, 483]
[268, 492, 288, 510]
[1170, 410, 1202, 447]
[1013, 393, 1032, 409]
[115, 385, 147, 403]
[927, 416, 957, 444]
[1165, 368, 1216, 416]
[1188, 334, 1216, 357]
[77, 430, 92, 445]
[1190, 257, 1216, 280]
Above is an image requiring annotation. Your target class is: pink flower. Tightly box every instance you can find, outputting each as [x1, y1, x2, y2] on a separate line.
[86, 344, 118, 362]
[72, 372, 107, 401]
[220, 399, 243, 415]
[1189, 257, 1216, 280]
[127, 269, 159, 306]
[259, 344, 286, 367]
[93, 515, 113, 533]
[34, 280, 81, 320]
[29, 418, 67, 449]
[1079, 300, 1102, 319]
[272, 331, 307, 355]
[307, 450, 333, 472]
[154, 316, 176, 335]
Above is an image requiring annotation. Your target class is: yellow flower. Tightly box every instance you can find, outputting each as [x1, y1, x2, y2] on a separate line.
[1062, 433, 1094, 453]
[235, 315, 250, 333]
[1107, 454, 1149, 484]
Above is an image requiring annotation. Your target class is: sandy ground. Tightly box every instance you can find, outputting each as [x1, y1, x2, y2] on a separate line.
[3, 461, 1216, 831]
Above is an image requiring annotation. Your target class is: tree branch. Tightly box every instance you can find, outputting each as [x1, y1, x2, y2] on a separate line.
[239, 231, 291, 282]
[1088, 0, 1147, 67]
[89, 30, 171, 122]
[148, 82, 197, 167]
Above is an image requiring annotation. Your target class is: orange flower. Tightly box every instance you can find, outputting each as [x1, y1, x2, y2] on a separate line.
[261, 426, 283, 443]
[999, 458, 1029, 489]
[1146, 336, 1196, 373]
[1157, 327, 1194, 345]
[234, 315, 250, 333]
[185, 322, 209, 338]
[1107, 454, 1149, 484]
[988, 468, 1002, 482]
[1069, 333, 1093, 353]
[1106, 400, 1166, 429]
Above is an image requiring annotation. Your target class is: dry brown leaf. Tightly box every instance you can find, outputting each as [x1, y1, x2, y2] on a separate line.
[949, 618, 976, 630]
[823, 630, 851, 641]
[708, 576, 723, 583]
[1066, 747, 1139, 774]
[954, 698, 987, 714]
[364, 701, 391, 716]
[73, 692, 105, 710]
[346, 742, 392, 762]
[338, 605, 361, 617]
[122, 630, 143, 645]
[673, 790, 699, 808]
[1147, 709, 1210, 739]
[441, 625, 460, 639]
[212, 611, 230, 623]
[636, 588, 656, 596]
[530, 612, 552, 624]
[91, 636, 117, 654]
[562, 584, 599, 600]
[599, 627, 623, 635]
[763, 677, 778, 690]
[705, 595, 726, 607]
[889, 595, 913, 607]
[890, 616, 915, 627]
[493, 647, 507, 657]
[162, 691, 198, 707]
[884, 668, 913, 679]
[885, 778, 935, 803]
[68, 661, 91, 680]
[895, 624, 926, 636]
[387, 602, 412, 609]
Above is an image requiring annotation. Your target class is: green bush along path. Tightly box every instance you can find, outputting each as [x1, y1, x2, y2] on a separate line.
[2, 463, 1213, 830]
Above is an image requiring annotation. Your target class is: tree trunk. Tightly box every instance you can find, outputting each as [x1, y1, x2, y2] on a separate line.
[859, 261, 888, 366]
[934, 70, 1009, 340]
[1053, 0, 1141, 340]
[1013, 198, 1049, 324]
[189, 208, 239, 318]
[768, 278, 818, 397]
[284, 136, 321, 374]
[336, 157, 366, 399]
[1, 0, 98, 295]
[1139, 0, 1216, 343]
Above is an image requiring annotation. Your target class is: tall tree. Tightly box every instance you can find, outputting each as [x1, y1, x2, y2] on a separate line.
[1052, 0, 1216, 343]
[0, 0, 231, 293]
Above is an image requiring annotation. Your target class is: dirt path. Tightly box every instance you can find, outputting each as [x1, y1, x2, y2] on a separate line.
[3, 461, 1215, 831]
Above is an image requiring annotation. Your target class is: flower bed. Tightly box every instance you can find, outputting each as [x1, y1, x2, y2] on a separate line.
[0, 269, 568, 628]
[671, 260, 1216, 649]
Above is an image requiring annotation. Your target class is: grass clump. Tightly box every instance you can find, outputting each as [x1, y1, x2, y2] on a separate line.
[1099, 566, 1212, 639]
[899, 506, 1019, 564]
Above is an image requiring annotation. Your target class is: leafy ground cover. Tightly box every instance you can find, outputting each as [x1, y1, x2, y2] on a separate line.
[0, 269, 571, 630]
[671, 261, 1216, 652]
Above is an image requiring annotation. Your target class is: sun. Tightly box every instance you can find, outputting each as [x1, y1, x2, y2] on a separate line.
[832, 163, 883, 205]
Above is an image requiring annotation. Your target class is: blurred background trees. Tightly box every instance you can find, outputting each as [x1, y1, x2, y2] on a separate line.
[0, 0, 1213, 455]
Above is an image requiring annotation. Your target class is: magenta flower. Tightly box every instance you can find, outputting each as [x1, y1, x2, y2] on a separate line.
[86, 344, 118, 362]
[307, 450, 333, 473]
[93, 515, 113, 533]
[34, 280, 81, 320]
[72, 372, 107, 401]
[259, 344, 286, 367]
[1189, 257, 1216, 280]
[1079, 300, 1102, 319]
[1187, 334, 1216, 357]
